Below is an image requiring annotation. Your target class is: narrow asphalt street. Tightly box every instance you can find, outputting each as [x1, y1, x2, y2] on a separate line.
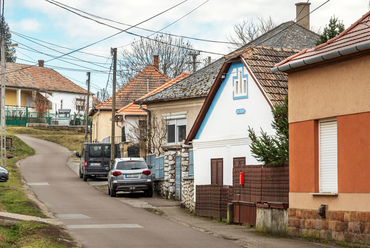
[16, 134, 339, 248]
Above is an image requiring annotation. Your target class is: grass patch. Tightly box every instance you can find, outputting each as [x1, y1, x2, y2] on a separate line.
[7, 126, 85, 152]
[0, 127, 83, 247]
[0, 221, 77, 248]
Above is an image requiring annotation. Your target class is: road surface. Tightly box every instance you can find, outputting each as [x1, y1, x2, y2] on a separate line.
[17, 134, 243, 248]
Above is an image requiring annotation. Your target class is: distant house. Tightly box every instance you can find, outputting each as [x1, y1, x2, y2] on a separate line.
[90, 56, 170, 143]
[272, 11, 370, 245]
[186, 46, 298, 187]
[4, 60, 92, 116]
[116, 72, 190, 157]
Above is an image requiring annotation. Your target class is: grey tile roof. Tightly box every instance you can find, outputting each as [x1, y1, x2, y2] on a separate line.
[248, 21, 319, 50]
[137, 21, 319, 104]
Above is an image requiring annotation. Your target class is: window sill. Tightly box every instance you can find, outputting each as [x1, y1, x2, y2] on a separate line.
[310, 192, 338, 196]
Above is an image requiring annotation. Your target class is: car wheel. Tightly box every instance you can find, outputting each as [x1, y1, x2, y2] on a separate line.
[78, 167, 83, 179]
[83, 174, 88, 182]
[110, 187, 116, 197]
[107, 184, 111, 195]
[145, 188, 153, 197]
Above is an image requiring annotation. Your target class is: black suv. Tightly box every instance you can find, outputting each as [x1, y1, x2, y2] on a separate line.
[76, 143, 121, 181]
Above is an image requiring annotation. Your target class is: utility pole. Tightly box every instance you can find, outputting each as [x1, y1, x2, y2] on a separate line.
[110, 48, 117, 167]
[187, 51, 200, 73]
[84, 72, 90, 143]
[0, 37, 5, 168]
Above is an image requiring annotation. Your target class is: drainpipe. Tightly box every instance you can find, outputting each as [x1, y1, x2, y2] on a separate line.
[96, 109, 100, 142]
[139, 104, 151, 153]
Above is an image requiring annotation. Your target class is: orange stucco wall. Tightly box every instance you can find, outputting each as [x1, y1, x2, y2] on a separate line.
[290, 113, 370, 194]
[288, 54, 370, 123]
[338, 112, 370, 193]
[289, 120, 318, 193]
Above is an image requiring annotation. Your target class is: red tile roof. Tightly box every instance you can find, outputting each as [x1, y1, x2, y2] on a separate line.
[5, 63, 87, 94]
[273, 11, 370, 71]
[96, 65, 170, 110]
[117, 72, 190, 115]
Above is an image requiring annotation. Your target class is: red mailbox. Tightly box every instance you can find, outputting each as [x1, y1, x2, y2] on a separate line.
[239, 172, 244, 185]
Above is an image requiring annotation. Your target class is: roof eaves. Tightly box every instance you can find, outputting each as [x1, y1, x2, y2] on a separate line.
[271, 41, 370, 73]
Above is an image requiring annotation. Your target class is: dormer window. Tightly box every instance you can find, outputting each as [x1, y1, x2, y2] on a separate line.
[233, 67, 248, 100]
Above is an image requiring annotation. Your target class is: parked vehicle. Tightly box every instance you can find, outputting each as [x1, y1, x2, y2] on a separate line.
[0, 167, 9, 182]
[76, 143, 121, 181]
[108, 157, 153, 197]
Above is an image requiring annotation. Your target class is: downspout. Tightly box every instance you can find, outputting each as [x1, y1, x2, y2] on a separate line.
[139, 104, 151, 154]
[96, 109, 100, 142]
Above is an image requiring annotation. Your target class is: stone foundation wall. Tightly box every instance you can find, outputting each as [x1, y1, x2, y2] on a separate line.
[182, 178, 195, 212]
[288, 208, 370, 245]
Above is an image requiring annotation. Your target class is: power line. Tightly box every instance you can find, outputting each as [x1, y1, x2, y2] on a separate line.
[45, 0, 225, 56]
[11, 31, 111, 60]
[46, 0, 232, 46]
[43, 0, 191, 62]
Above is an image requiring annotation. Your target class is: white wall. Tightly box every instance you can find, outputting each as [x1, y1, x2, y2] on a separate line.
[50, 92, 93, 115]
[193, 61, 276, 189]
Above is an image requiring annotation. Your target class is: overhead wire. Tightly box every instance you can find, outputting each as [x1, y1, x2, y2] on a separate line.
[45, 0, 225, 56]
[46, 0, 232, 46]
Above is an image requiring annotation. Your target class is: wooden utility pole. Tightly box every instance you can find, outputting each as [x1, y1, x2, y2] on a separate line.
[187, 51, 200, 73]
[110, 48, 117, 166]
[84, 72, 90, 143]
[0, 37, 6, 168]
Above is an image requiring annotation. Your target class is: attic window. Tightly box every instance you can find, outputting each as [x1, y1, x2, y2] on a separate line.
[233, 66, 248, 100]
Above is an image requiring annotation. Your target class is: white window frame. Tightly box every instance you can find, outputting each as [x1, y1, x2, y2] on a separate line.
[163, 113, 187, 145]
[319, 119, 338, 193]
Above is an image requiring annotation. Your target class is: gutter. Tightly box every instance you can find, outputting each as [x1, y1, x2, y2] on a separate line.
[271, 42, 370, 73]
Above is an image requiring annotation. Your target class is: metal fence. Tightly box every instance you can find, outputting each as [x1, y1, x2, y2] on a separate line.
[2, 107, 90, 127]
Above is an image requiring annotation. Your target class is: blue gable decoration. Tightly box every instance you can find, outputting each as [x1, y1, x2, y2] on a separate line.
[195, 62, 248, 140]
[236, 108, 246, 115]
[232, 61, 248, 100]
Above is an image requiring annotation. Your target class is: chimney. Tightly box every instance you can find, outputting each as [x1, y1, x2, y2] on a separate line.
[38, 60, 44, 67]
[153, 55, 159, 69]
[296, 2, 310, 30]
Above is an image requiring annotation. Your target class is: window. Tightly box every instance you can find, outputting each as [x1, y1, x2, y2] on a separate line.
[233, 67, 248, 100]
[164, 113, 187, 145]
[211, 158, 223, 185]
[75, 98, 86, 111]
[319, 119, 338, 193]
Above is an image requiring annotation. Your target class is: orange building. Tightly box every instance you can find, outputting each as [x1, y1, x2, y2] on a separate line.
[272, 12, 370, 245]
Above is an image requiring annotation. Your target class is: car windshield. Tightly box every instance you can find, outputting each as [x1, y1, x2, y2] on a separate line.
[116, 161, 147, 170]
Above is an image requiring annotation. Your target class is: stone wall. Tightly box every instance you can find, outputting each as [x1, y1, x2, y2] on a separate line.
[152, 146, 195, 211]
[181, 146, 195, 212]
[288, 208, 370, 245]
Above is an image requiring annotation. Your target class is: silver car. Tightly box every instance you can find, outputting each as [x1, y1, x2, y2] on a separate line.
[108, 157, 153, 197]
[0, 166, 9, 182]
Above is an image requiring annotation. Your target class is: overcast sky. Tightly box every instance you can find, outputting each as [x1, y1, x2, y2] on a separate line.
[6, 0, 370, 94]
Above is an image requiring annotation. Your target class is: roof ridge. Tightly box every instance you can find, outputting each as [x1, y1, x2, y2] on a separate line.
[315, 11, 370, 51]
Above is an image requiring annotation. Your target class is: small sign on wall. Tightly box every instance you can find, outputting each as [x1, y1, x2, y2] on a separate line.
[236, 108, 246, 115]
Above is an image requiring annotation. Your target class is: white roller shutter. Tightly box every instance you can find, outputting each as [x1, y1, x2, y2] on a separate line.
[319, 119, 338, 193]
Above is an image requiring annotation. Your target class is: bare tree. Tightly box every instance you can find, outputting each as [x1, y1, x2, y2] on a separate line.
[118, 34, 195, 87]
[228, 16, 276, 49]
[127, 114, 168, 156]
[96, 88, 110, 102]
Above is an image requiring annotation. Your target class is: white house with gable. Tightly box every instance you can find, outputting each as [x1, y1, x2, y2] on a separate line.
[186, 46, 298, 188]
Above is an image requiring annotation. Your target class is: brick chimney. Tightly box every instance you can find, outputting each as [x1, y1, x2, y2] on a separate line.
[38, 60, 44, 67]
[296, 2, 311, 30]
[153, 55, 159, 69]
